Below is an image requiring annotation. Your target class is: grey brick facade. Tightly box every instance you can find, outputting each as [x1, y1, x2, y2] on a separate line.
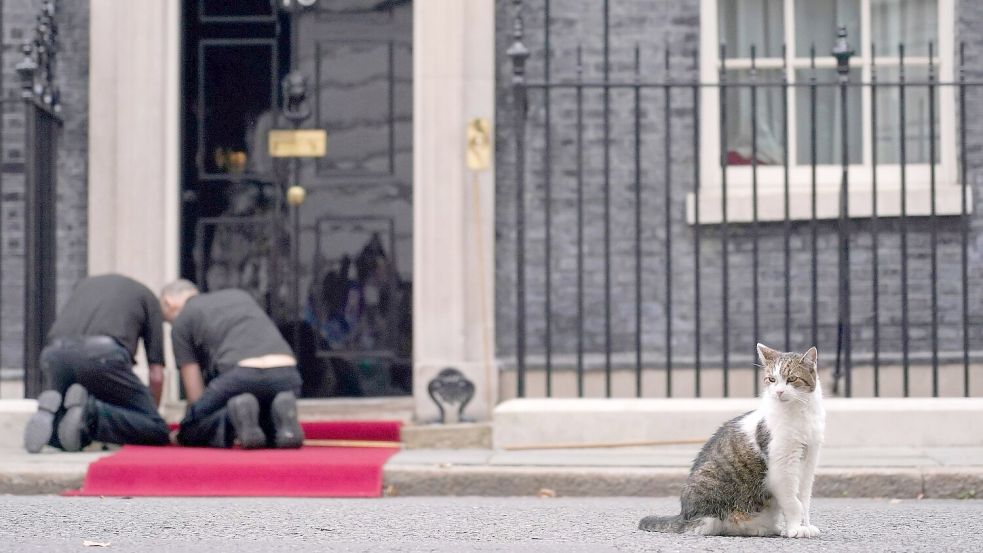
[0, 0, 88, 372]
[494, 0, 983, 379]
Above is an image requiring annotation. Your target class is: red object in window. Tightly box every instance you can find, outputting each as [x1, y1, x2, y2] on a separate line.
[727, 151, 753, 165]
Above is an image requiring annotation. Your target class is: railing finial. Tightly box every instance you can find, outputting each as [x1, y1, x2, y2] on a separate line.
[832, 25, 854, 81]
[16, 0, 59, 112]
[507, 0, 530, 87]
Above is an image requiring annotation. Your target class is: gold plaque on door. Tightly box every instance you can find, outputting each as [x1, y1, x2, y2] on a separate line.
[268, 129, 328, 158]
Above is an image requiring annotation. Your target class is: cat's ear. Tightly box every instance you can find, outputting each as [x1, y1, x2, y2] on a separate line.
[800, 347, 818, 373]
[756, 343, 780, 367]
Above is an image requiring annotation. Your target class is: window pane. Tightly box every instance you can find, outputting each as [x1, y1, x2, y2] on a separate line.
[719, 0, 784, 59]
[871, 0, 938, 57]
[795, 69, 863, 165]
[722, 70, 786, 165]
[872, 67, 940, 164]
[794, 0, 860, 59]
[200, 43, 275, 176]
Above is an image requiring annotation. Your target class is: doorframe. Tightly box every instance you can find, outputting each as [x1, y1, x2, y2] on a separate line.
[88, 0, 498, 420]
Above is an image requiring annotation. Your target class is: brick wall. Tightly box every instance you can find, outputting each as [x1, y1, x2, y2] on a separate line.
[0, 0, 88, 373]
[495, 0, 983, 375]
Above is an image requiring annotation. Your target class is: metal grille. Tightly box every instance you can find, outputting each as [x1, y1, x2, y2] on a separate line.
[505, 0, 982, 399]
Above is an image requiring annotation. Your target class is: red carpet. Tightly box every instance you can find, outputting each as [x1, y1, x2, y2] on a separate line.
[67, 421, 402, 497]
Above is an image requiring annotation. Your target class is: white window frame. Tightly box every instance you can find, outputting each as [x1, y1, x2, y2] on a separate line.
[688, 0, 970, 224]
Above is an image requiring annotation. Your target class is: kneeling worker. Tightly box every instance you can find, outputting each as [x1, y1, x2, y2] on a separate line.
[159, 280, 304, 449]
[24, 273, 171, 453]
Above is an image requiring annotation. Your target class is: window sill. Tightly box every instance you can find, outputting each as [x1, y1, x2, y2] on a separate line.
[686, 183, 972, 225]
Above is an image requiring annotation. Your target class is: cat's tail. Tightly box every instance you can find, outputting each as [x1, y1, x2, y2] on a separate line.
[638, 514, 692, 533]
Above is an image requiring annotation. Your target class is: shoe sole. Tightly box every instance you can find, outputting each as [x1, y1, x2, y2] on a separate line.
[271, 391, 304, 449]
[24, 390, 62, 454]
[58, 384, 89, 452]
[228, 394, 266, 449]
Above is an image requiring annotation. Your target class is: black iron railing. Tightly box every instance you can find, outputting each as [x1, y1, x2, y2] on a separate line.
[505, 0, 981, 399]
[18, 0, 62, 399]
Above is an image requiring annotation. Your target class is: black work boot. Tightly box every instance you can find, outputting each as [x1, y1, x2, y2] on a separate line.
[271, 391, 304, 449]
[24, 390, 63, 454]
[227, 393, 266, 449]
[57, 384, 92, 452]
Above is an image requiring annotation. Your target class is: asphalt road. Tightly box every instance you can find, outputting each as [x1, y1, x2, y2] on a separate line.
[0, 496, 980, 552]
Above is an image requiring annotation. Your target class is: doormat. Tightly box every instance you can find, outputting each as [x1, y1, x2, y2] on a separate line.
[65, 421, 402, 497]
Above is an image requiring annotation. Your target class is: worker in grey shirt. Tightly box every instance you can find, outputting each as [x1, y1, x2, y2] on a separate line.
[23, 274, 171, 453]
[159, 280, 304, 449]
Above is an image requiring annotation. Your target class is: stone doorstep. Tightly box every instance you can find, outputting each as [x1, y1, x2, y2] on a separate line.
[381, 465, 983, 500]
[493, 398, 983, 449]
[402, 423, 492, 449]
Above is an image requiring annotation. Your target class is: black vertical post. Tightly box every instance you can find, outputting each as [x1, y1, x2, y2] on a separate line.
[899, 43, 910, 397]
[782, 44, 791, 352]
[750, 45, 760, 397]
[928, 42, 939, 397]
[960, 43, 970, 397]
[18, 2, 61, 399]
[871, 45, 881, 396]
[602, 0, 612, 397]
[692, 48, 702, 398]
[22, 106, 58, 399]
[289, 0, 301, 363]
[833, 27, 854, 397]
[543, 0, 553, 397]
[507, 0, 530, 398]
[291, 171, 300, 360]
[720, 45, 730, 397]
[810, 45, 819, 353]
[664, 45, 673, 397]
[634, 45, 643, 397]
[576, 45, 585, 397]
[281, 4, 313, 366]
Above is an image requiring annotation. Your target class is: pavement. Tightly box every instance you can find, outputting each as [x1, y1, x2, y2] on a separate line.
[0, 496, 981, 552]
[2, 444, 982, 499]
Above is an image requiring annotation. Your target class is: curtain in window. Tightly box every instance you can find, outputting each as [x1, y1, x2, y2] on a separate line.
[872, 0, 939, 164]
[719, 0, 785, 164]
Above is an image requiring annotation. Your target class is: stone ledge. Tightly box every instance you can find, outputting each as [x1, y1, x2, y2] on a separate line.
[383, 465, 977, 499]
[493, 398, 983, 449]
[0, 471, 85, 495]
[402, 423, 492, 449]
[383, 465, 688, 497]
[922, 467, 983, 500]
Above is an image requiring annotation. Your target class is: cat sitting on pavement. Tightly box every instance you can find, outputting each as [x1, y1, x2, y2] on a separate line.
[639, 344, 826, 538]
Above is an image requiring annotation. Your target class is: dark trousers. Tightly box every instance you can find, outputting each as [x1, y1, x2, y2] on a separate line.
[40, 336, 170, 448]
[177, 366, 302, 448]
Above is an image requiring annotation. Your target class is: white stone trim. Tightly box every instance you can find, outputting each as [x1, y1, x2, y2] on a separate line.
[87, 0, 182, 401]
[412, 0, 497, 421]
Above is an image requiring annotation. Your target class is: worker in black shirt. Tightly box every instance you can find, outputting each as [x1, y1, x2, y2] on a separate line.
[159, 280, 304, 449]
[23, 274, 171, 453]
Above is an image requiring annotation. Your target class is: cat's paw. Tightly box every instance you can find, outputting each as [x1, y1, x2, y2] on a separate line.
[782, 524, 820, 538]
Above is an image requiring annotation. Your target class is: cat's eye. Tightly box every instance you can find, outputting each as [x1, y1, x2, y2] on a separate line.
[787, 376, 798, 383]
[766, 376, 776, 383]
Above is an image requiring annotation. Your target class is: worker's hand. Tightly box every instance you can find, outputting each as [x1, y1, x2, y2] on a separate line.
[149, 363, 165, 408]
[180, 363, 205, 405]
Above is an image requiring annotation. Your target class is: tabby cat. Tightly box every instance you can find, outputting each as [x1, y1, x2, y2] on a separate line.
[639, 344, 826, 538]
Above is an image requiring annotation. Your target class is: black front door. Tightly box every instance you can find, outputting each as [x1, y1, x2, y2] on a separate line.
[181, 0, 413, 398]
